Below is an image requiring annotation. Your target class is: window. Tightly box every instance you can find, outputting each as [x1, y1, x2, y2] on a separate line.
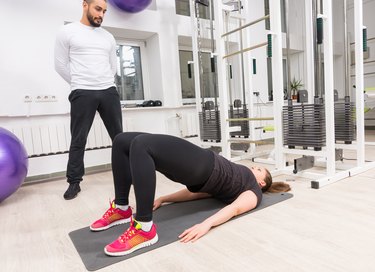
[115, 44, 144, 101]
[175, 0, 211, 19]
[175, 0, 190, 16]
[179, 50, 195, 99]
[264, 0, 286, 33]
[179, 50, 218, 103]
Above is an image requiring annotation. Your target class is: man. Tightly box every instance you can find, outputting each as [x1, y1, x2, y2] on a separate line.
[54, 0, 123, 200]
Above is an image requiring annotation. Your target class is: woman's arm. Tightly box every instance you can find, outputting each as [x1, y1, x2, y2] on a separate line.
[178, 190, 258, 243]
[153, 188, 211, 210]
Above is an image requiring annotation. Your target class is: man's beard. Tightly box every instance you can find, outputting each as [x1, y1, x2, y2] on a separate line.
[87, 12, 102, 27]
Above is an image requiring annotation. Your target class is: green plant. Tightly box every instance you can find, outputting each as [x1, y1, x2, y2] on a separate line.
[290, 77, 304, 96]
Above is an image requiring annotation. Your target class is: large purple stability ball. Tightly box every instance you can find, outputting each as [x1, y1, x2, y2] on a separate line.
[109, 0, 152, 13]
[0, 128, 28, 203]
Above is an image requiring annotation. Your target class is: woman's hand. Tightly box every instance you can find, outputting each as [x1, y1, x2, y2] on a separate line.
[153, 197, 163, 210]
[178, 191, 257, 243]
[178, 222, 212, 243]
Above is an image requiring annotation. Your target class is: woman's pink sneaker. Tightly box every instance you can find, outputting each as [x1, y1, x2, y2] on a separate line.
[90, 201, 132, 231]
[104, 219, 158, 256]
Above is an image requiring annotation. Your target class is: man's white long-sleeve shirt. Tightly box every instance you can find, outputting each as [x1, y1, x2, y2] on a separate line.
[54, 22, 117, 91]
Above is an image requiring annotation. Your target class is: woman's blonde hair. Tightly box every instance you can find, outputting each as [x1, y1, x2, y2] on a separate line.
[262, 169, 291, 193]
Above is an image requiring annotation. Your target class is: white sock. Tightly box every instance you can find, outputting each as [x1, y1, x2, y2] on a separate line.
[116, 204, 129, 211]
[138, 220, 153, 232]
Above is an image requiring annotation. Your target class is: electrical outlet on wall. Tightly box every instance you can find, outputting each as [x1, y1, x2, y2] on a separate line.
[35, 95, 44, 102]
[35, 95, 58, 102]
[24, 95, 33, 102]
[49, 95, 58, 102]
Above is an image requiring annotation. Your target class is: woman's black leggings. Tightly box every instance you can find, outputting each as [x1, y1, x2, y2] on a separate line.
[112, 132, 214, 222]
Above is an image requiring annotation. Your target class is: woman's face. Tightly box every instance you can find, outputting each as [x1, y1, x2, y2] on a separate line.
[250, 166, 268, 188]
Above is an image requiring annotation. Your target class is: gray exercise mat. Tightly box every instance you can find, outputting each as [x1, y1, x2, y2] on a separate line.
[69, 192, 293, 271]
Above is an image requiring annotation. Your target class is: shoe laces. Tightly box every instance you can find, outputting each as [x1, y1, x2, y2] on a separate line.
[119, 220, 141, 243]
[102, 200, 116, 219]
[119, 226, 137, 243]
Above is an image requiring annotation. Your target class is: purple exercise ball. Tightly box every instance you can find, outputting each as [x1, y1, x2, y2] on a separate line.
[109, 0, 152, 13]
[0, 128, 28, 203]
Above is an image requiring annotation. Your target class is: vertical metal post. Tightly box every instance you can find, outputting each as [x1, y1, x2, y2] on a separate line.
[354, 0, 365, 165]
[312, 0, 319, 98]
[285, 0, 291, 98]
[237, 0, 247, 104]
[213, 0, 230, 158]
[223, 11, 233, 104]
[189, 0, 203, 141]
[240, 0, 256, 154]
[316, 1, 323, 99]
[305, 0, 315, 102]
[269, 0, 285, 170]
[322, 0, 335, 176]
[209, 0, 218, 106]
[343, 0, 350, 97]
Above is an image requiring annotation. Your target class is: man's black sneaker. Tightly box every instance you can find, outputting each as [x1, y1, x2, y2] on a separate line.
[63, 183, 81, 200]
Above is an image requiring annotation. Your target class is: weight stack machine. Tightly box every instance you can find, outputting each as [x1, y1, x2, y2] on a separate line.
[229, 99, 249, 151]
[229, 100, 249, 138]
[199, 101, 221, 142]
[334, 98, 356, 144]
[283, 101, 326, 150]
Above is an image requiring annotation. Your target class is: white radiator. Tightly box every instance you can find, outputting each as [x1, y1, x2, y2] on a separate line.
[180, 113, 198, 138]
[8, 117, 112, 157]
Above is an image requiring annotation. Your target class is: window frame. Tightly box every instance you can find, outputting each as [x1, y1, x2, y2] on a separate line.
[179, 47, 196, 104]
[175, 0, 211, 19]
[179, 46, 219, 105]
[115, 40, 150, 105]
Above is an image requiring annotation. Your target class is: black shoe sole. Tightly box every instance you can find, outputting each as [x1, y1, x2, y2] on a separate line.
[64, 190, 80, 200]
[63, 186, 81, 200]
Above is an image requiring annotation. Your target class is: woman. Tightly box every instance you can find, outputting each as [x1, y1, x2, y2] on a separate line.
[90, 132, 290, 256]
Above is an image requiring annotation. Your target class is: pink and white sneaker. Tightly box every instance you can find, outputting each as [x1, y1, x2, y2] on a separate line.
[90, 201, 132, 231]
[104, 218, 158, 256]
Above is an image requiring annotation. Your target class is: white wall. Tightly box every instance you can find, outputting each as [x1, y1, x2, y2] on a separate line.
[0, 0, 76, 117]
[0, 0, 185, 117]
[0, 0, 196, 178]
[3, 0, 369, 178]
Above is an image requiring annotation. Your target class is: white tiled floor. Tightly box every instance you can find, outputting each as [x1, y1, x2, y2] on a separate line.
[1, 133, 375, 272]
